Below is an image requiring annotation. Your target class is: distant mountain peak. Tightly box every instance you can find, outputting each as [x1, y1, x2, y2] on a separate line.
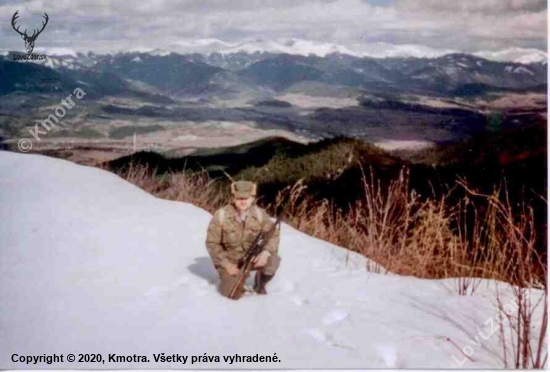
[473, 47, 547, 64]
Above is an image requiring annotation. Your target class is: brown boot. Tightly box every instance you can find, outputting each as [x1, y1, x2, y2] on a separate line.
[254, 271, 273, 295]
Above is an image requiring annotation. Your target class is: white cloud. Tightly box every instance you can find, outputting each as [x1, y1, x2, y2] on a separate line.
[1, 0, 546, 59]
[395, 0, 546, 14]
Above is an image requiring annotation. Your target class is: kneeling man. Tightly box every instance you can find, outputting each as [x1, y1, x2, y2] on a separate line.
[205, 181, 281, 299]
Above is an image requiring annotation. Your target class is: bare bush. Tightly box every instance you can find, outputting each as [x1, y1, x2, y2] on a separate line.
[496, 285, 547, 369]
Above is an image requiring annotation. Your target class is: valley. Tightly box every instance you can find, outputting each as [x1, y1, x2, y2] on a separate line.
[0, 49, 545, 167]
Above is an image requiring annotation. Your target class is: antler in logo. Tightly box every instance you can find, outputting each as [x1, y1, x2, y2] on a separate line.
[11, 11, 49, 54]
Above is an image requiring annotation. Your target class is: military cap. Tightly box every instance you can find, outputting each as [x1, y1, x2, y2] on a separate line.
[231, 180, 257, 199]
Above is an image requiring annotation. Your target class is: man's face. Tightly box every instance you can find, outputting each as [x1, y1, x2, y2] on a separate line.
[234, 196, 254, 212]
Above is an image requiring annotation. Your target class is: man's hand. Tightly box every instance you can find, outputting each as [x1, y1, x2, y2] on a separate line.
[253, 250, 271, 268]
[224, 262, 240, 276]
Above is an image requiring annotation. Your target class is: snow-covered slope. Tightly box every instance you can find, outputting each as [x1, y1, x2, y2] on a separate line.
[0, 151, 545, 368]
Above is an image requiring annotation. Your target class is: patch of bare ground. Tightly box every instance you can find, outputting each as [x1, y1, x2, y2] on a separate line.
[403, 95, 478, 110]
[274, 93, 360, 109]
[476, 93, 547, 112]
[4, 123, 309, 165]
[136, 120, 309, 149]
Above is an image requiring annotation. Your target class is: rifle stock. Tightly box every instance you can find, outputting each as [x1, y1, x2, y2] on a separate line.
[228, 256, 254, 299]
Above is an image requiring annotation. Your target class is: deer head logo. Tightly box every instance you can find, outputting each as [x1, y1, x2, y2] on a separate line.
[11, 11, 49, 54]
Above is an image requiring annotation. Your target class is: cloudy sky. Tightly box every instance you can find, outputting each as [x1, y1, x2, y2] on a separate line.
[1, 0, 547, 59]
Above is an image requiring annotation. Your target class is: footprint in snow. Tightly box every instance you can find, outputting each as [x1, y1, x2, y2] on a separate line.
[272, 278, 295, 293]
[300, 328, 357, 351]
[190, 285, 210, 297]
[375, 344, 401, 368]
[175, 275, 191, 286]
[144, 286, 161, 297]
[323, 309, 348, 325]
[289, 294, 304, 306]
[143, 284, 179, 297]
[300, 328, 327, 342]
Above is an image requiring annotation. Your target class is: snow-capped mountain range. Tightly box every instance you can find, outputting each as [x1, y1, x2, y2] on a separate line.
[4, 37, 546, 64]
[1, 39, 546, 100]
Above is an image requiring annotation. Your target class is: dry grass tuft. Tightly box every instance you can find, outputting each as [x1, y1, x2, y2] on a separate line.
[109, 162, 546, 292]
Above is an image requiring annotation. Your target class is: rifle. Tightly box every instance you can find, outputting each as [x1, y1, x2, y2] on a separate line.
[228, 206, 286, 299]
